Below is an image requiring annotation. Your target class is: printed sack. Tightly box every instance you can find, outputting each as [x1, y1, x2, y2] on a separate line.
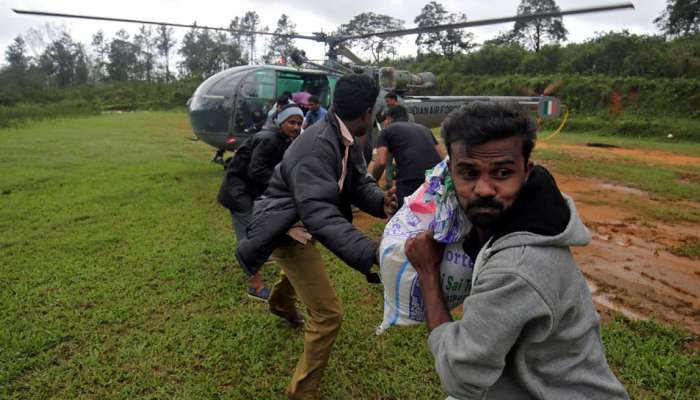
[377, 158, 474, 334]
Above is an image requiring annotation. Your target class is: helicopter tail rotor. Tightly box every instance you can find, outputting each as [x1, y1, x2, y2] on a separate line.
[543, 79, 564, 96]
[518, 79, 564, 97]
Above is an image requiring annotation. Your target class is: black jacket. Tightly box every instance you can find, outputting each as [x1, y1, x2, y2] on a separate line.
[217, 128, 292, 213]
[236, 111, 386, 276]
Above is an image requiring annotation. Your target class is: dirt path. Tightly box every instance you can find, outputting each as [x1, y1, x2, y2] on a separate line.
[557, 175, 700, 338]
[358, 143, 700, 342]
[538, 141, 700, 167]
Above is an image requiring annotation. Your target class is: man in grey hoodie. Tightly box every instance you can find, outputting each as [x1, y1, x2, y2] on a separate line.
[405, 102, 629, 400]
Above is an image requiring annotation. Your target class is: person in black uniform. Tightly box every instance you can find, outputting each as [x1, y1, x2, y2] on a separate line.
[371, 104, 442, 207]
[217, 104, 304, 300]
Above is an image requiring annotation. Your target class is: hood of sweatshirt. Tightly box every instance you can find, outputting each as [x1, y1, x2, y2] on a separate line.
[487, 165, 591, 253]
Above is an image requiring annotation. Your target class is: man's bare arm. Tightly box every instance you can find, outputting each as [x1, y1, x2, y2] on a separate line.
[371, 146, 388, 181]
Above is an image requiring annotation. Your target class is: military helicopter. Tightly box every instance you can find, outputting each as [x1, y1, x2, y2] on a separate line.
[14, 3, 634, 164]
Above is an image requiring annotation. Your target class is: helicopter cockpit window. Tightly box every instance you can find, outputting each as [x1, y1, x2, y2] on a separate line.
[234, 70, 276, 134]
[207, 74, 242, 97]
[241, 70, 275, 99]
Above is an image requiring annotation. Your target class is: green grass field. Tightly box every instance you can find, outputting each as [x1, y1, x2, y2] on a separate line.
[1, 112, 698, 399]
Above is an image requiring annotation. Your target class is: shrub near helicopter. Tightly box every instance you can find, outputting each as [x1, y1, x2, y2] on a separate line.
[14, 3, 635, 164]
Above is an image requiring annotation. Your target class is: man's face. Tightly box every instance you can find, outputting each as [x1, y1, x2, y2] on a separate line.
[449, 135, 532, 228]
[280, 115, 303, 138]
[308, 102, 320, 111]
[385, 97, 398, 107]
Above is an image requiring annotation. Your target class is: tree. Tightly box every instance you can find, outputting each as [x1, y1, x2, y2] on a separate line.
[156, 25, 176, 82]
[655, 0, 700, 37]
[337, 12, 405, 63]
[265, 14, 297, 64]
[509, 0, 567, 52]
[178, 26, 233, 79]
[414, 1, 475, 59]
[5, 36, 31, 71]
[240, 11, 260, 63]
[91, 30, 109, 82]
[107, 30, 138, 81]
[134, 25, 157, 81]
[219, 32, 246, 68]
[38, 32, 89, 87]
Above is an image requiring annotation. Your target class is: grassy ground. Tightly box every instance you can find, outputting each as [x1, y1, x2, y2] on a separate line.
[1, 112, 698, 399]
[534, 130, 700, 224]
[538, 129, 700, 157]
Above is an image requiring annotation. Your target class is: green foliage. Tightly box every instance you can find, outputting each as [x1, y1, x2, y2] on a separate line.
[667, 238, 700, 259]
[655, 0, 700, 38]
[510, 0, 568, 52]
[107, 30, 138, 81]
[337, 12, 405, 63]
[38, 32, 89, 87]
[5, 36, 30, 71]
[414, 1, 475, 59]
[0, 81, 200, 128]
[392, 31, 700, 78]
[265, 14, 298, 64]
[178, 27, 246, 80]
[602, 315, 700, 399]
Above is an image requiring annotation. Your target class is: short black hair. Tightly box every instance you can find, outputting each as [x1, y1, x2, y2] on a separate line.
[386, 105, 408, 122]
[308, 95, 320, 105]
[384, 92, 398, 101]
[282, 91, 293, 100]
[276, 95, 289, 106]
[333, 74, 379, 120]
[441, 102, 537, 163]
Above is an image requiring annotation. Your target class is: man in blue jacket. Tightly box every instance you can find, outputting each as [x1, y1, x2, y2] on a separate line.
[237, 74, 397, 400]
[302, 95, 327, 130]
[405, 102, 629, 399]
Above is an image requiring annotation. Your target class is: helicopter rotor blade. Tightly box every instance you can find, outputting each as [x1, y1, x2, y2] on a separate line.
[336, 45, 365, 65]
[335, 2, 634, 41]
[12, 9, 319, 40]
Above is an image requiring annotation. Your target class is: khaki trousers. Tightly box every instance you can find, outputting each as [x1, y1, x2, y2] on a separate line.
[269, 240, 343, 400]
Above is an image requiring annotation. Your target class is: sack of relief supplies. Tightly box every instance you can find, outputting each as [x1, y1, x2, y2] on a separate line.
[377, 158, 474, 335]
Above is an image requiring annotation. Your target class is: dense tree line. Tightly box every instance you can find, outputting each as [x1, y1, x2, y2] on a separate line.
[2, 0, 699, 109]
[391, 30, 700, 79]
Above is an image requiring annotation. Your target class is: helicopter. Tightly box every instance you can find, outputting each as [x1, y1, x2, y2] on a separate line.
[13, 3, 635, 164]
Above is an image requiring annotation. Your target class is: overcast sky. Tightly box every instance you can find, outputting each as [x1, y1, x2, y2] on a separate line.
[0, 0, 667, 66]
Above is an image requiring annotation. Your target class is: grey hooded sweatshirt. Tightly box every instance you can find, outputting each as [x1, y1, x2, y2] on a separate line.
[428, 166, 629, 400]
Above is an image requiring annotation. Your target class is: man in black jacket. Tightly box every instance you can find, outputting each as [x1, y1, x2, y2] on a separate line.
[218, 104, 304, 300]
[237, 74, 397, 399]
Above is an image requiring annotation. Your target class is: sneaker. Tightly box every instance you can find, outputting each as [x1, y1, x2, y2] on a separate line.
[247, 287, 271, 301]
